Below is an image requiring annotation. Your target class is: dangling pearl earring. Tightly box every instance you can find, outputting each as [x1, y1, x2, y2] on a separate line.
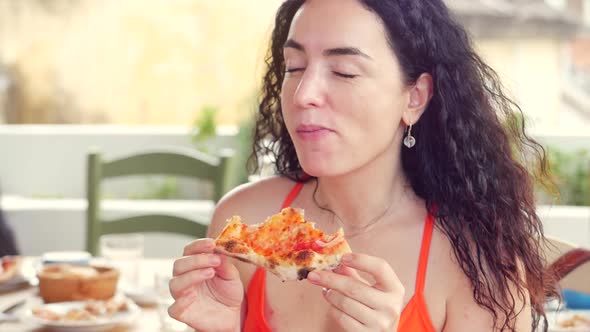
[403, 122, 416, 148]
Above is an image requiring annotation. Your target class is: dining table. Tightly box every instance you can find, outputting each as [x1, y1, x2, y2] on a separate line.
[0, 256, 193, 332]
[3, 258, 587, 332]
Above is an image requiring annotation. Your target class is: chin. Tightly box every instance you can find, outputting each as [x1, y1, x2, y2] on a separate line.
[295, 145, 351, 177]
[299, 159, 349, 178]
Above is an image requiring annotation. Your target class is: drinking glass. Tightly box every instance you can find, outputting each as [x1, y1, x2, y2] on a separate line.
[99, 234, 144, 287]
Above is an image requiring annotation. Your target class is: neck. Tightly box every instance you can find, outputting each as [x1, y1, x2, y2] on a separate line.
[314, 146, 412, 232]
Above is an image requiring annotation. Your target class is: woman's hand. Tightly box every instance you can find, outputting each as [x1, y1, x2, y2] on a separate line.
[168, 238, 244, 332]
[307, 253, 405, 332]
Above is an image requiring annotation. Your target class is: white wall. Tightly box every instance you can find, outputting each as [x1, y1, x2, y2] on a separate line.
[538, 205, 590, 248]
[0, 125, 237, 198]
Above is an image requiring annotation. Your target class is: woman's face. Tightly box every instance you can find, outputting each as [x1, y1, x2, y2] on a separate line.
[281, 0, 410, 177]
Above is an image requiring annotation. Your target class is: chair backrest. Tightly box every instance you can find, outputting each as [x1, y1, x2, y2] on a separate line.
[544, 236, 590, 294]
[86, 148, 235, 256]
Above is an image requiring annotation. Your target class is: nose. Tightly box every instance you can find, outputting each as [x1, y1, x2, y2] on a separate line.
[292, 67, 326, 109]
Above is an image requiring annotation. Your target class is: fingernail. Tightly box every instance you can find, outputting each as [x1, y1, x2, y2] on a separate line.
[342, 254, 352, 263]
[307, 271, 320, 281]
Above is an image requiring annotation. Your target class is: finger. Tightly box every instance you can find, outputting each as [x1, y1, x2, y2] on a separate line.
[333, 265, 371, 285]
[213, 254, 240, 281]
[341, 253, 400, 292]
[173, 254, 221, 276]
[323, 289, 374, 327]
[183, 238, 215, 256]
[168, 289, 199, 321]
[169, 268, 215, 299]
[327, 306, 366, 332]
[307, 270, 384, 309]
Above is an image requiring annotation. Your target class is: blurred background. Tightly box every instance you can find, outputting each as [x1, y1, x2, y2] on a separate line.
[0, 0, 589, 257]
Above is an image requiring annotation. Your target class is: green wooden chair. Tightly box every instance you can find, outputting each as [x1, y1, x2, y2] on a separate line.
[86, 148, 235, 256]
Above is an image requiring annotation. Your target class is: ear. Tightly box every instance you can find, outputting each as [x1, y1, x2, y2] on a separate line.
[402, 73, 433, 126]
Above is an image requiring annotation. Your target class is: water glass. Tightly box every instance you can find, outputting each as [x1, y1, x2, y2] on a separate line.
[99, 234, 144, 287]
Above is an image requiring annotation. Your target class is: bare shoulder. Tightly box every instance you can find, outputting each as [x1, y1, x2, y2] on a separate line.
[429, 225, 532, 331]
[207, 175, 297, 238]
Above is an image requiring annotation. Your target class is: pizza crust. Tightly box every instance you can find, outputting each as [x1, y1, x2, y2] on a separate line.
[215, 209, 352, 281]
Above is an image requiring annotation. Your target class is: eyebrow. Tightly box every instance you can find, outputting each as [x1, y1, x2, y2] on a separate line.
[283, 39, 373, 60]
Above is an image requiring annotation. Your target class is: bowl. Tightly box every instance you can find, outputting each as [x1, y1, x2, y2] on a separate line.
[37, 264, 119, 303]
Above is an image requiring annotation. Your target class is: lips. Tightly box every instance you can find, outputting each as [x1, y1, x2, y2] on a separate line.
[296, 124, 332, 132]
[295, 124, 335, 140]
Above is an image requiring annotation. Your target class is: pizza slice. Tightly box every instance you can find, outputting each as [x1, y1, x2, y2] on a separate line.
[215, 207, 352, 281]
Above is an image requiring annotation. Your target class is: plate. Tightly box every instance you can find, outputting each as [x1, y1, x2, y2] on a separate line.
[0, 274, 33, 292]
[547, 310, 590, 332]
[122, 285, 159, 306]
[23, 298, 141, 332]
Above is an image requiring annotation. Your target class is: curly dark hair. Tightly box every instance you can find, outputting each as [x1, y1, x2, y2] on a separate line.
[250, 0, 558, 330]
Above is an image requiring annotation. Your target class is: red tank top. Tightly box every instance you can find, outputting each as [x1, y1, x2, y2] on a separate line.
[243, 182, 436, 332]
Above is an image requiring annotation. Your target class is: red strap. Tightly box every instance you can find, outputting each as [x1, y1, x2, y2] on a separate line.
[281, 182, 305, 209]
[415, 213, 435, 294]
[244, 269, 271, 332]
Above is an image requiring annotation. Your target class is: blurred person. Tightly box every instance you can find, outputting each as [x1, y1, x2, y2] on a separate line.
[168, 0, 557, 331]
[0, 186, 19, 257]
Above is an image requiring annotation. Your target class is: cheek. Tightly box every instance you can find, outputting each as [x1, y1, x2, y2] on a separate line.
[340, 90, 402, 141]
[348, 115, 398, 152]
[337, 94, 404, 167]
[281, 78, 296, 101]
[280, 81, 297, 126]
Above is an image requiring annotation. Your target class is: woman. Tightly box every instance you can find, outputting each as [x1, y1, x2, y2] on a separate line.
[169, 0, 556, 331]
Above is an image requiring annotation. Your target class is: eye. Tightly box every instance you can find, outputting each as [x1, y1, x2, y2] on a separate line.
[333, 72, 358, 79]
[285, 68, 305, 74]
